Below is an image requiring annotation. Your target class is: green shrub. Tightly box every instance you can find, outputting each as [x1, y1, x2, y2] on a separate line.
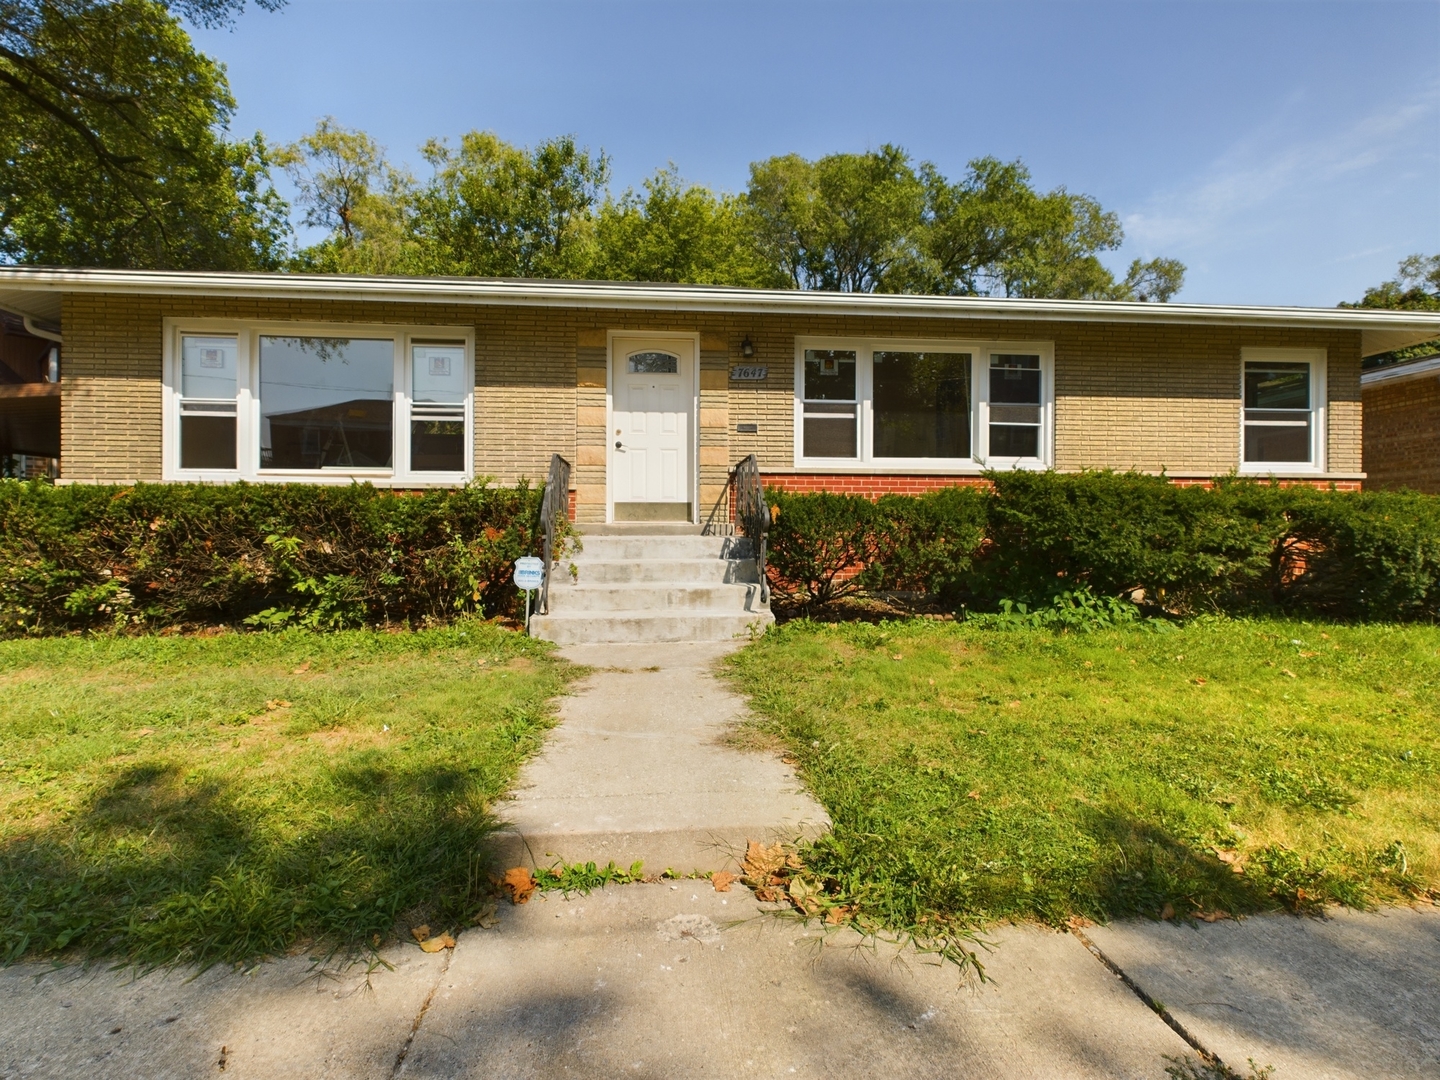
[765, 491, 882, 608]
[0, 479, 555, 636]
[762, 473, 1440, 622]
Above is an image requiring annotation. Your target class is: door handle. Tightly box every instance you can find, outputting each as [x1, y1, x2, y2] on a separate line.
[614, 441, 624, 451]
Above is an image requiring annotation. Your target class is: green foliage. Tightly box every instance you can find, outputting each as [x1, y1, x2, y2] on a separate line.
[763, 473, 1440, 622]
[1344, 253, 1440, 367]
[725, 617, 1440, 939]
[0, 0, 290, 269]
[592, 166, 785, 287]
[534, 859, 647, 894]
[0, 622, 573, 964]
[0, 478, 564, 635]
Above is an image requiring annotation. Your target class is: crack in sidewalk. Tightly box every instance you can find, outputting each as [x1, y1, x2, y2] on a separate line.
[1069, 924, 1233, 1074]
[389, 946, 453, 1079]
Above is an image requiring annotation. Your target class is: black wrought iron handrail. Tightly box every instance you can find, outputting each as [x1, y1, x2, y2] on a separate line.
[539, 453, 571, 616]
[732, 453, 770, 604]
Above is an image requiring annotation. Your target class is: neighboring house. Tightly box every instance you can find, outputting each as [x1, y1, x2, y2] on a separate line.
[1362, 353, 1440, 494]
[0, 267, 1438, 522]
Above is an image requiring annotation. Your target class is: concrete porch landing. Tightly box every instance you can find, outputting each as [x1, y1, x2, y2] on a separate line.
[492, 642, 828, 875]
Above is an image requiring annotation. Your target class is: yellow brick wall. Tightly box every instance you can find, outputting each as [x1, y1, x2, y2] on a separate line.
[57, 293, 1364, 488]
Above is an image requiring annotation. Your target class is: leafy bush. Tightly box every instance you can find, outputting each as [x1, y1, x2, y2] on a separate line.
[764, 473, 1440, 622]
[0, 479, 558, 636]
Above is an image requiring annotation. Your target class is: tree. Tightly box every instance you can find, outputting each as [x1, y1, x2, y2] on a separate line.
[591, 166, 783, 287]
[409, 132, 607, 279]
[0, 0, 290, 269]
[1344, 253, 1440, 367]
[746, 146, 927, 292]
[920, 156, 1182, 301]
[278, 118, 417, 275]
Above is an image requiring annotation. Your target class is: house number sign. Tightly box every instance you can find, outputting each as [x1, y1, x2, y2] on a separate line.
[730, 366, 768, 381]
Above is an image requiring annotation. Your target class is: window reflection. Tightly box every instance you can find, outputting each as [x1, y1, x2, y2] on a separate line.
[260, 336, 394, 470]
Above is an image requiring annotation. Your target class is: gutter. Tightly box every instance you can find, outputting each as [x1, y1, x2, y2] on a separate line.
[1361, 354, 1440, 388]
[22, 315, 61, 343]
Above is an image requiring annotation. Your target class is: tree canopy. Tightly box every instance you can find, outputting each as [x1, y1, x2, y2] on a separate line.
[0, 0, 289, 269]
[1345, 253, 1440, 367]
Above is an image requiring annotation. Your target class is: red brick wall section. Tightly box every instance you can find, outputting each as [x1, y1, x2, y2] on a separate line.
[1363, 376, 1440, 494]
[760, 473, 1357, 497]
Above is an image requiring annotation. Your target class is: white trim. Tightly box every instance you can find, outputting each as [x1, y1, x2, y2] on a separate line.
[605, 330, 701, 523]
[162, 317, 474, 485]
[1239, 347, 1327, 476]
[1360, 354, 1440, 387]
[792, 336, 1054, 471]
[3, 268, 1438, 348]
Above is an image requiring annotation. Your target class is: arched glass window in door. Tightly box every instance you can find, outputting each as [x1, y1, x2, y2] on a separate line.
[627, 351, 679, 374]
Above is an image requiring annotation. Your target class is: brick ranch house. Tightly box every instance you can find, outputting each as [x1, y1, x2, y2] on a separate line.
[2, 267, 1438, 522]
[1362, 353, 1440, 495]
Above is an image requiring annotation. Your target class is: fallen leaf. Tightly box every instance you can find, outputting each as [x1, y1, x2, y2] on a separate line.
[419, 933, 455, 953]
[753, 887, 783, 903]
[472, 901, 499, 929]
[1160, 903, 1175, 920]
[1193, 677, 1207, 685]
[1007, 700, 1020, 708]
[927, 678, 935, 686]
[1299, 651, 1318, 659]
[742, 840, 791, 880]
[1320, 632, 1330, 639]
[1198, 910, 1229, 923]
[1281, 669, 1297, 679]
[372, 933, 381, 947]
[265, 699, 292, 711]
[1082, 661, 1093, 668]
[132, 727, 154, 737]
[711, 871, 736, 893]
[291, 662, 311, 675]
[502, 867, 537, 905]
[410, 924, 431, 943]
[1214, 850, 1238, 864]
[891, 654, 903, 661]
[1295, 887, 1308, 903]
[824, 905, 855, 925]
[966, 790, 981, 800]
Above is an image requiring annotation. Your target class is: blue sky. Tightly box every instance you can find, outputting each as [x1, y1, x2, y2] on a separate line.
[192, 0, 1440, 307]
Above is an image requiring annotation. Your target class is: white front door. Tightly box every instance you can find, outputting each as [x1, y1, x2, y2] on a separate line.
[611, 336, 694, 520]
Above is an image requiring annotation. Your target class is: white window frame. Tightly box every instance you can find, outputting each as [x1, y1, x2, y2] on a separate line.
[1238, 347, 1326, 476]
[162, 318, 475, 485]
[792, 337, 1054, 470]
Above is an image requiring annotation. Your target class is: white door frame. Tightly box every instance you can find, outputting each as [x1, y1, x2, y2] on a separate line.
[606, 330, 701, 523]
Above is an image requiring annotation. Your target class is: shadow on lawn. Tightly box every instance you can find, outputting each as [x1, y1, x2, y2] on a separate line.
[1081, 808, 1274, 922]
[1, 757, 507, 967]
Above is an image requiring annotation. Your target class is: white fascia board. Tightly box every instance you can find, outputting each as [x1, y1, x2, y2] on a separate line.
[1360, 354, 1440, 387]
[2, 267, 1439, 345]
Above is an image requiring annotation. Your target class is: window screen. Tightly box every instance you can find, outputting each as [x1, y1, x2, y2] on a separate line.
[802, 349, 857, 458]
[179, 335, 237, 470]
[1243, 361, 1311, 463]
[988, 354, 1042, 457]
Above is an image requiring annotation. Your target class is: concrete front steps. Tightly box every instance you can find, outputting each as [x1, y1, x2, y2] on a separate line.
[528, 525, 774, 645]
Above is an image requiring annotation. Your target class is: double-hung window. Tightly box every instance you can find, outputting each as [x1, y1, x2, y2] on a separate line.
[1240, 348, 1325, 473]
[794, 339, 1051, 468]
[165, 321, 474, 483]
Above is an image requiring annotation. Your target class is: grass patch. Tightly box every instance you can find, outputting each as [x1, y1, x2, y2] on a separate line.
[725, 617, 1438, 937]
[0, 621, 575, 967]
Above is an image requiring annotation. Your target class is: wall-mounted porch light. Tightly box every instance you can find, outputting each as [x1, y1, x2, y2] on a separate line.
[740, 336, 755, 358]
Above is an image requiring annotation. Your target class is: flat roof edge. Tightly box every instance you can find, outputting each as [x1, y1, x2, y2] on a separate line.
[2, 267, 1438, 336]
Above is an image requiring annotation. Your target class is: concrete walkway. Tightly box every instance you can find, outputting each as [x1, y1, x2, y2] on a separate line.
[493, 642, 827, 875]
[4, 896, 1437, 1078]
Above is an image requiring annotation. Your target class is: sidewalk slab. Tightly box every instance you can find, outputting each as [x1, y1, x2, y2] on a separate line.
[0, 944, 447, 1080]
[1085, 904, 1440, 1079]
[399, 882, 1192, 1079]
[494, 643, 829, 874]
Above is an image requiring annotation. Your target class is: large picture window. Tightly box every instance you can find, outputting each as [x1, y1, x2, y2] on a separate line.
[1240, 348, 1325, 473]
[165, 322, 473, 483]
[794, 339, 1051, 468]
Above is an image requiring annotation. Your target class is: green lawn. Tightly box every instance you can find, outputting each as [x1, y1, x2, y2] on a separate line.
[725, 617, 1439, 936]
[0, 622, 574, 966]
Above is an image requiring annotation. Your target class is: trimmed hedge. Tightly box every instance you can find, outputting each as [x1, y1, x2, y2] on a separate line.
[766, 473, 1440, 622]
[0, 480, 551, 635]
